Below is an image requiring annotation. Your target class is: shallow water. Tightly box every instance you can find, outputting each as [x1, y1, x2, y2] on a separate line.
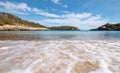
[0, 31, 120, 73]
[0, 31, 120, 40]
[0, 40, 120, 73]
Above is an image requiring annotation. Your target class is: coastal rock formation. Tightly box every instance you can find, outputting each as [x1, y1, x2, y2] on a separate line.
[0, 12, 48, 31]
[90, 23, 120, 31]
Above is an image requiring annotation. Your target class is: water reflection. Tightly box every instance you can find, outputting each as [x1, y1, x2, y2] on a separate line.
[0, 31, 120, 40]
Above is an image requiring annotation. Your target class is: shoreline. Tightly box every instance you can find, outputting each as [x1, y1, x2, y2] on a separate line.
[0, 40, 119, 73]
[0, 25, 48, 31]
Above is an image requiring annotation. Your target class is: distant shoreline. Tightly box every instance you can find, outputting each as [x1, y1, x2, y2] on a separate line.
[0, 25, 48, 31]
[0, 25, 80, 31]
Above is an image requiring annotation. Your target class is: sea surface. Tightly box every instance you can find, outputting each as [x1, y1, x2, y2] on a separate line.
[0, 31, 120, 73]
[0, 31, 120, 40]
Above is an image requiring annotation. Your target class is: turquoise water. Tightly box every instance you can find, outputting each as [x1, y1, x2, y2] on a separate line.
[0, 31, 120, 40]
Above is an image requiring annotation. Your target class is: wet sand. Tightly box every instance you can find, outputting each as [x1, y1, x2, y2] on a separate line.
[0, 40, 120, 73]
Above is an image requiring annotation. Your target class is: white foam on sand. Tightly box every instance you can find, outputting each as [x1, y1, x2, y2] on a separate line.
[0, 40, 120, 73]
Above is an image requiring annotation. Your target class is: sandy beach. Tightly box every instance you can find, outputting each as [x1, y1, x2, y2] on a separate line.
[0, 0, 120, 73]
[0, 25, 48, 31]
[0, 40, 120, 73]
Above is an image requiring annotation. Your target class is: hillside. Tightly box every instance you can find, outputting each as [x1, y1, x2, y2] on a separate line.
[0, 12, 48, 30]
[90, 23, 120, 31]
[0, 12, 80, 31]
[49, 26, 80, 30]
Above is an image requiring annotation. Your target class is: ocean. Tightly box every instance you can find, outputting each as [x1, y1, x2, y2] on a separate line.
[0, 31, 120, 73]
[0, 31, 120, 40]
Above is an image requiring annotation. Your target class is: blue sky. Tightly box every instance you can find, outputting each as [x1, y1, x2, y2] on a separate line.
[0, 0, 120, 30]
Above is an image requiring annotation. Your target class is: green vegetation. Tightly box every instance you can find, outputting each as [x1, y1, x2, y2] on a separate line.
[49, 26, 80, 30]
[91, 23, 120, 31]
[0, 12, 80, 31]
[0, 12, 46, 28]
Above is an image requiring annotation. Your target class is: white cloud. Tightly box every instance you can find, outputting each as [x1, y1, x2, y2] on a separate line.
[40, 13, 108, 30]
[0, 1, 31, 11]
[51, 0, 60, 4]
[61, 13, 91, 19]
[0, 1, 58, 17]
[64, 5, 68, 8]
[51, 0, 68, 8]
[0, 1, 108, 30]
[32, 8, 59, 17]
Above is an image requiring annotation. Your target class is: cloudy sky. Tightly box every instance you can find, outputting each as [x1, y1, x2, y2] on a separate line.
[0, 0, 120, 30]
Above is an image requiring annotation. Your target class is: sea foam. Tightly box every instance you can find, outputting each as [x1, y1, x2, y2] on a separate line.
[0, 40, 120, 73]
